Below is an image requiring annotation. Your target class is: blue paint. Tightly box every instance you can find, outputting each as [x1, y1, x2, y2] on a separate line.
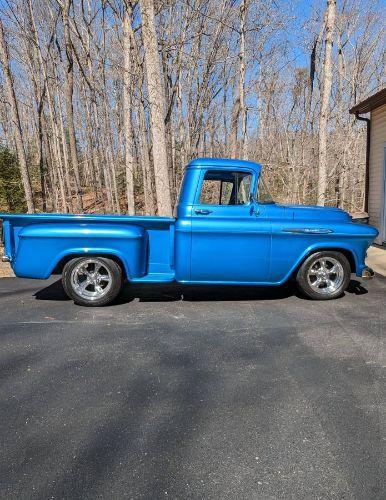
[0, 158, 378, 286]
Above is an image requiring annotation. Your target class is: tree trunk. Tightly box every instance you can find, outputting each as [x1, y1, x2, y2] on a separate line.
[62, 0, 83, 212]
[27, 0, 48, 211]
[317, 0, 336, 206]
[55, 75, 74, 212]
[230, 96, 240, 158]
[123, 7, 135, 214]
[239, 0, 247, 159]
[139, 0, 172, 216]
[138, 82, 156, 214]
[0, 19, 35, 212]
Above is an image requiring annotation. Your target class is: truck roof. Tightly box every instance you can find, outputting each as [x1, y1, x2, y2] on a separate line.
[187, 157, 262, 171]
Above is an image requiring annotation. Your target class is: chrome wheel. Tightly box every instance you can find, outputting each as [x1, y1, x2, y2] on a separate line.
[307, 257, 344, 295]
[70, 259, 112, 301]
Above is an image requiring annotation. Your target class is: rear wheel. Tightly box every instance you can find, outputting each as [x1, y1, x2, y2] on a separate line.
[62, 256, 123, 306]
[296, 251, 351, 300]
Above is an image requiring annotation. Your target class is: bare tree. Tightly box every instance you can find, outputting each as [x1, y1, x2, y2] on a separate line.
[0, 0, 384, 216]
[0, 18, 35, 212]
[239, 0, 247, 159]
[317, 0, 336, 206]
[139, 0, 172, 216]
[123, 4, 135, 214]
[61, 0, 83, 212]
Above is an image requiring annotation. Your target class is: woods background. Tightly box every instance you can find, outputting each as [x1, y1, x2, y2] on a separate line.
[0, 0, 384, 216]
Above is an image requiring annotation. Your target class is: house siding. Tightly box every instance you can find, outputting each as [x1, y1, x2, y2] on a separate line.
[368, 103, 386, 243]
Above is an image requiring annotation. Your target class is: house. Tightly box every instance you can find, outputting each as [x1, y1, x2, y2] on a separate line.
[350, 87, 386, 245]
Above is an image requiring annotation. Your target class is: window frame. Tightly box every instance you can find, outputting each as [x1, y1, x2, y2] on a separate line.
[194, 167, 256, 207]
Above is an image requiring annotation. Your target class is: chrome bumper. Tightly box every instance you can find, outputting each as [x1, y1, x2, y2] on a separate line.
[361, 266, 375, 279]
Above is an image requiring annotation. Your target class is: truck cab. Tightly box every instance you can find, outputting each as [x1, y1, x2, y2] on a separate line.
[175, 158, 271, 283]
[1, 157, 378, 306]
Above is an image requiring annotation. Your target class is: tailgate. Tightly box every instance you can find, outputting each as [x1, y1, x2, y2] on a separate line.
[0, 217, 14, 263]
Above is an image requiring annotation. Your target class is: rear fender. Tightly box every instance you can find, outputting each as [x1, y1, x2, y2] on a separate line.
[12, 222, 148, 279]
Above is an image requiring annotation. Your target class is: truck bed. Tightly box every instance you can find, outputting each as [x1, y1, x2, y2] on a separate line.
[0, 213, 176, 281]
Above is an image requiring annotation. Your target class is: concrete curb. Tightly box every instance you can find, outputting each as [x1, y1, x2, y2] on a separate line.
[366, 246, 386, 277]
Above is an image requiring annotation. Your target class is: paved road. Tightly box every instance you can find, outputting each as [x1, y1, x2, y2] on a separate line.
[0, 276, 385, 499]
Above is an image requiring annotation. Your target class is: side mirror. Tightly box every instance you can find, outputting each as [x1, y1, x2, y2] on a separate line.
[249, 193, 260, 216]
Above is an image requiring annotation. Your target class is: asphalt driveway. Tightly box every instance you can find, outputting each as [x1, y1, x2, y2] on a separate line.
[0, 276, 385, 499]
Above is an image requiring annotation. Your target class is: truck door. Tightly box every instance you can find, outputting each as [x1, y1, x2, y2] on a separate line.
[190, 168, 271, 283]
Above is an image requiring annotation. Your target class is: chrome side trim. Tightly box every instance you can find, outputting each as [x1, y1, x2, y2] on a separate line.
[282, 228, 334, 234]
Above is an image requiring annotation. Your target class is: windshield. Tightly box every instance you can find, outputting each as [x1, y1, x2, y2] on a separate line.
[257, 169, 275, 204]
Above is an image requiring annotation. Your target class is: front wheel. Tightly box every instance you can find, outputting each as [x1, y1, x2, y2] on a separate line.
[62, 256, 123, 306]
[296, 251, 351, 300]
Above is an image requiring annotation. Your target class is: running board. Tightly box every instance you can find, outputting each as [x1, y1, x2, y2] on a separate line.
[130, 272, 175, 283]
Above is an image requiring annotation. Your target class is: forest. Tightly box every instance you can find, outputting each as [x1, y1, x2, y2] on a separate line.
[0, 0, 384, 216]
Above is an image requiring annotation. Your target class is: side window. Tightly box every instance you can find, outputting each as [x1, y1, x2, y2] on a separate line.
[199, 178, 221, 205]
[257, 170, 275, 204]
[220, 182, 233, 204]
[199, 170, 252, 205]
[238, 174, 251, 204]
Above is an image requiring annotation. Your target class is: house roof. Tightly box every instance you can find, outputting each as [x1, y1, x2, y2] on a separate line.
[349, 87, 386, 114]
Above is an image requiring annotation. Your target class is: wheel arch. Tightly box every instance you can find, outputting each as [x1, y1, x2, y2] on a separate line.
[52, 252, 128, 279]
[291, 247, 356, 278]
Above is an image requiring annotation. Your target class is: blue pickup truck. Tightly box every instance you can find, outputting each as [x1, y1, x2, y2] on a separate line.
[0, 158, 378, 306]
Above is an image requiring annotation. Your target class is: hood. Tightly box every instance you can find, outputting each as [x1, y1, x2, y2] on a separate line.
[280, 204, 351, 222]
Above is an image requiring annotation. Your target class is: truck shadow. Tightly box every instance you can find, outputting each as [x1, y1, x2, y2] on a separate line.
[34, 278, 368, 304]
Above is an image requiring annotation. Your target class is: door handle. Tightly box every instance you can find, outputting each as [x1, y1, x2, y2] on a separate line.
[195, 209, 212, 215]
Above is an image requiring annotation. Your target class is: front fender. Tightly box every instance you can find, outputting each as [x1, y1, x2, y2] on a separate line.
[12, 222, 148, 279]
[281, 241, 360, 283]
[270, 222, 378, 283]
